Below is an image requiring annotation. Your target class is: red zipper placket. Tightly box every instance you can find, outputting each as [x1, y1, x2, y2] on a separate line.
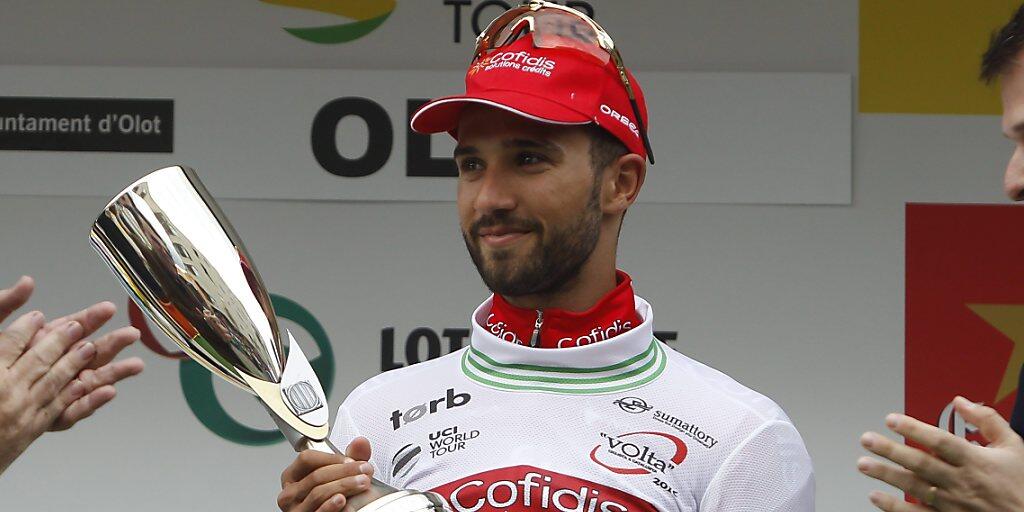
[488, 270, 641, 349]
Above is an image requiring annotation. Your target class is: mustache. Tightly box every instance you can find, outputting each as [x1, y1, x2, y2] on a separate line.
[469, 214, 542, 237]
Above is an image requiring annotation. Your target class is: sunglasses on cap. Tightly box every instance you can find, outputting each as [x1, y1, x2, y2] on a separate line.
[473, 1, 655, 164]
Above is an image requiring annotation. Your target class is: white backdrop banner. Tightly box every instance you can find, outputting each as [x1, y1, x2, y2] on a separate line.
[0, 65, 851, 204]
[0, 1, 857, 74]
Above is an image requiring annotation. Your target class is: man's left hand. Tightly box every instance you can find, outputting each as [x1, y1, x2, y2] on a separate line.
[34, 300, 145, 431]
[857, 396, 1024, 511]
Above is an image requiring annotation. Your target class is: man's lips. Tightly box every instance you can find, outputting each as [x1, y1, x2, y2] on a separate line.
[477, 225, 530, 236]
[477, 226, 532, 248]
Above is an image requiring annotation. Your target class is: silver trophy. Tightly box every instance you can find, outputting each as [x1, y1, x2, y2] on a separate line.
[91, 166, 448, 512]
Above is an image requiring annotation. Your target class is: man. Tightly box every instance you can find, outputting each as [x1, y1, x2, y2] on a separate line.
[278, 3, 814, 511]
[0, 275, 145, 475]
[855, 5, 1024, 511]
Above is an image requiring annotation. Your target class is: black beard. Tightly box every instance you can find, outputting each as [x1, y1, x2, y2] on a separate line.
[462, 184, 602, 297]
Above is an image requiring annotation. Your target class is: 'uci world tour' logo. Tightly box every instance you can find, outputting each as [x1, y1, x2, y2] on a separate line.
[129, 294, 335, 446]
[260, 0, 396, 44]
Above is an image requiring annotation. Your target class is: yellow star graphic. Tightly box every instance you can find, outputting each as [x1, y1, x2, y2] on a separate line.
[966, 304, 1024, 403]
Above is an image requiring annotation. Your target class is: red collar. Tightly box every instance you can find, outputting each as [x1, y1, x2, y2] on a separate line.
[484, 270, 642, 349]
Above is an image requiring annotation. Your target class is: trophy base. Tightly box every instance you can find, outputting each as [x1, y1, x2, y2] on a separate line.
[352, 490, 449, 512]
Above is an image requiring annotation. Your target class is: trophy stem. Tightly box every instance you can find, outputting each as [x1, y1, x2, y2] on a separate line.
[297, 438, 339, 454]
[292, 436, 407, 509]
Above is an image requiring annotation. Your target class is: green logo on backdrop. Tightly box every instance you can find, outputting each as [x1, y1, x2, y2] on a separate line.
[261, 0, 396, 44]
[181, 294, 335, 445]
[131, 294, 334, 446]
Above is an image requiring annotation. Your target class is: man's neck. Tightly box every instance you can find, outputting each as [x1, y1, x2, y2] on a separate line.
[502, 263, 618, 312]
[486, 269, 640, 348]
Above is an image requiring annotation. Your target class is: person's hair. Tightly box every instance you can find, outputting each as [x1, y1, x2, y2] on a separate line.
[583, 124, 632, 237]
[981, 4, 1024, 84]
[585, 124, 629, 173]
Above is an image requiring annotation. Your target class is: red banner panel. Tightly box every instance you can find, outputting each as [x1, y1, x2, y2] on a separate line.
[906, 204, 1022, 445]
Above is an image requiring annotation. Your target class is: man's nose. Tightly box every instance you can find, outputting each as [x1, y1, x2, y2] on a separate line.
[1005, 145, 1024, 201]
[473, 168, 518, 214]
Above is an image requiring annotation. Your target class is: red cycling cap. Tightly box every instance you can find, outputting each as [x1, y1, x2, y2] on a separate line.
[410, 36, 650, 160]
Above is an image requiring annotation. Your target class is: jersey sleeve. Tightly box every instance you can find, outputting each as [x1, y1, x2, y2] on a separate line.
[699, 419, 815, 511]
[328, 396, 394, 487]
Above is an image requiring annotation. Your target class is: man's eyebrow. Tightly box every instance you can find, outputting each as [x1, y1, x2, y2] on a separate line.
[453, 145, 478, 157]
[503, 138, 562, 153]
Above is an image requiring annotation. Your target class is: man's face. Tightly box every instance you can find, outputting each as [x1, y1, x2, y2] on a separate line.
[454, 105, 603, 297]
[1000, 60, 1024, 200]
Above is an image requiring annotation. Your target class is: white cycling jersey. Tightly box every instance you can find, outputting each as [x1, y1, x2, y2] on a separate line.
[330, 296, 815, 511]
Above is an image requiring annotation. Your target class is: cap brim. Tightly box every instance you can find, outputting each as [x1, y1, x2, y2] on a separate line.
[410, 89, 592, 135]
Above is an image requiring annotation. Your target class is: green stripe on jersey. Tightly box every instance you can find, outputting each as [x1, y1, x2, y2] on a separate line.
[461, 339, 667, 394]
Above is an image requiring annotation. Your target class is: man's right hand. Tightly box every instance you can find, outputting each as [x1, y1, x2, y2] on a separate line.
[858, 397, 1024, 511]
[278, 437, 376, 512]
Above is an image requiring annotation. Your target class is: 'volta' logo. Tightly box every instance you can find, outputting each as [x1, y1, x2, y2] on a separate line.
[129, 294, 335, 446]
[589, 431, 687, 475]
[261, 0, 396, 44]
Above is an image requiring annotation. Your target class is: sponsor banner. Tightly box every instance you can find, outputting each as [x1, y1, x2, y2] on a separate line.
[0, 65, 850, 205]
[432, 465, 659, 512]
[0, 97, 173, 152]
[906, 204, 1021, 449]
[258, 0, 399, 44]
[0, 2, 847, 76]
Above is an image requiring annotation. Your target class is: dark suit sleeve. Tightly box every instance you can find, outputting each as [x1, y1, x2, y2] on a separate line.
[1012, 363, 1024, 437]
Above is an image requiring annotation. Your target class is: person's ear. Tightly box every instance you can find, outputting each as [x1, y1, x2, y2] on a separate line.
[600, 153, 646, 215]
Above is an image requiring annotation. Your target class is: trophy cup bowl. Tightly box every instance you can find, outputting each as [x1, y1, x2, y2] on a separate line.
[91, 166, 448, 512]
